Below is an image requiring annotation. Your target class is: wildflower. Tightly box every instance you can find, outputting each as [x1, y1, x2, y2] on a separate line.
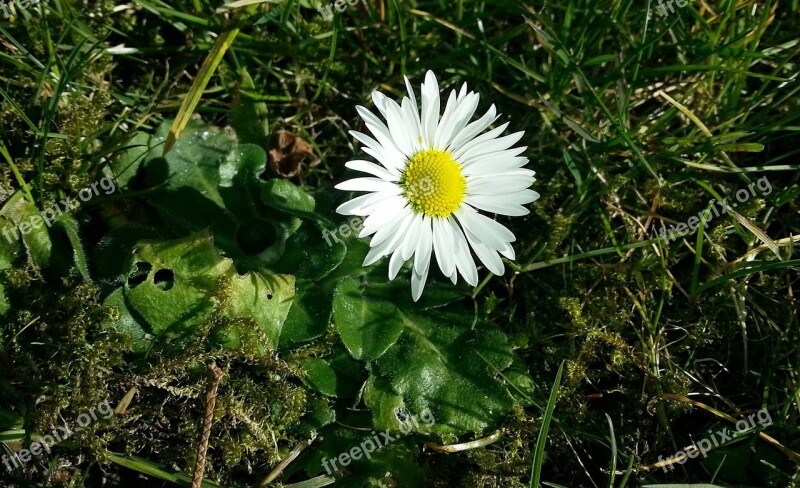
[336, 71, 538, 300]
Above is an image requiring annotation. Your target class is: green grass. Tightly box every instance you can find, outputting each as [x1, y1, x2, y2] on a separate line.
[1, 0, 799, 486]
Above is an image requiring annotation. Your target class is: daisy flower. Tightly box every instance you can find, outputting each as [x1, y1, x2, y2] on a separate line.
[335, 71, 539, 300]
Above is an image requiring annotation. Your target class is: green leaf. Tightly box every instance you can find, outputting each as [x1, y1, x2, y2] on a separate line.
[121, 232, 295, 351]
[0, 229, 15, 317]
[295, 425, 429, 486]
[102, 288, 154, 354]
[297, 352, 364, 399]
[332, 278, 404, 361]
[297, 396, 336, 434]
[334, 278, 525, 435]
[124, 232, 231, 339]
[1, 196, 52, 269]
[211, 270, 295, 351]
[140, 124, 238, 233]
[231, 68, 269, 149]
[218, 143, 269, 219]
[93, 225, 166, 281]
[321, 234, 372, 283]
[281, 280, 333, 346]
[298, 358, 338, 397]
[111, 132, 151, 190]
[364, 308, 518, 435]
[261, 179, 316, 215]
[53, 213, 91, 283]
[272, 222, 346, 280]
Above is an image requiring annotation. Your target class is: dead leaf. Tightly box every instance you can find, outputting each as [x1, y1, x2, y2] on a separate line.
[268, 130, 320, 180]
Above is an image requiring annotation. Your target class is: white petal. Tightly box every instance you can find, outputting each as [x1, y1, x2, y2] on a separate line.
[357, 105, 405, 158]
[358, 196, 407, 235]
[459, 131, 525, 162]
[462, 156, 530, 176]
[349, 130, 404, 174]
[362, 146, 405, 175]
[467, 175, 535, 194]
[375, 92, 414, 156]
[411, 255, 430, 301]
[447, 104, 498, 152]
[455, 208, 515, 250]
[432, 217, 456, 277]
[414, 216, 432, 275]
[401, 97, 424, 152]
[433, 89, 459, 148]
[499, 242, 516, 260]
[369, 207, 411, 254]
[335, 177, 397, 192]
[336, 190, 398, 216]
[462, 227, 505, 276]
[461, 146, 527, 168]
[363, 211, 413, 266]
[421, 71, 440, 147]
[400, 213, 423, 261]
[404, 76, 418, 110]
[452, 223, 479, 286]
[436, 92, 479, 149]
[345, 160, 399, 181]
[451, 122, 509, 158]
[389, 248, 406, 280]
[466, 195, 532, 216]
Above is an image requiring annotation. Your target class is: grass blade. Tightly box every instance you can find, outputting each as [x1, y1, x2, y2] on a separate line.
[162, 28, 241, 155]
[530, 361, 564, 487]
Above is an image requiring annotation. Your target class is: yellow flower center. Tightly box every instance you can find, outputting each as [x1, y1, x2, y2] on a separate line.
[399, 148, 466, 218]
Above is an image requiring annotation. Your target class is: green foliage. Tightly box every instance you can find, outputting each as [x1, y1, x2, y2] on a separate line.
[1, 0, 799, 486]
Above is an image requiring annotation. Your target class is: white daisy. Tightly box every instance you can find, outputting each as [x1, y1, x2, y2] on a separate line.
[335, 71, 539, 301]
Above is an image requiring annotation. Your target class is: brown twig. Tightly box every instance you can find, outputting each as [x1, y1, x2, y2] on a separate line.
[192, 362, 225, 488]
